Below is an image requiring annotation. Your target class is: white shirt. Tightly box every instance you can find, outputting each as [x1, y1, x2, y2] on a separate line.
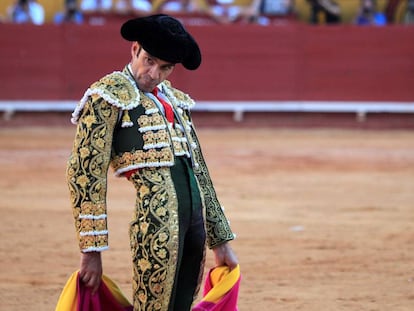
[8, 1, 45, 25]
[80, 0, 113, 11]
[115, 0, 152, 12]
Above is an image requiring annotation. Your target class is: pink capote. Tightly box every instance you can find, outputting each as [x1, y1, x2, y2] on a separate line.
[192, 265, 241, 311]
[77, 274, 133, 311]
[55, 271, 133, 311]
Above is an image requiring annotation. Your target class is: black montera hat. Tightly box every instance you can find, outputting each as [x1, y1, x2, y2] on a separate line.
[121, 14, 201, 70]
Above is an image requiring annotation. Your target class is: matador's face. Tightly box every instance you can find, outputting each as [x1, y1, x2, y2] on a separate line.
[129, 42, 175, 92]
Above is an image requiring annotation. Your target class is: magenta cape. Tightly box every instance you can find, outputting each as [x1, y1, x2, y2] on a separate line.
[192, 265, 241, 311]
[55, 271, 133, 311]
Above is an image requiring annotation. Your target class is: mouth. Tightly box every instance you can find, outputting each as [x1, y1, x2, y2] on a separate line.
[137, 81, 155, 93]
[140, 77, 158, 92]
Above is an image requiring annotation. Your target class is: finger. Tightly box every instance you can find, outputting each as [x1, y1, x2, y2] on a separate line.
[82, 274, 97, 288]
[80, 271, 91, 284]
[78, 270, 85, 280]
[83, 277, 91, 285]
[90, 276, 101, 295]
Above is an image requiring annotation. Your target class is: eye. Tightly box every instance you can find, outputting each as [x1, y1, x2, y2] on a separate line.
[145, 57, 155, 66]
[162, 65, 174, 72]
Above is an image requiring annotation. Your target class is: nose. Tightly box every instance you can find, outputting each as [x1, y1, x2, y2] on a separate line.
[148, 65, 160, 80]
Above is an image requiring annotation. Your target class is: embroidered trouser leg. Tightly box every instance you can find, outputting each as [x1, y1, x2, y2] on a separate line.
[128, 157, 205, 311]
[129, 168, 181, 311]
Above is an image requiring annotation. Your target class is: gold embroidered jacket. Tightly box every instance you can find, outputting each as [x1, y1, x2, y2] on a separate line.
[66, 68, 235, 253]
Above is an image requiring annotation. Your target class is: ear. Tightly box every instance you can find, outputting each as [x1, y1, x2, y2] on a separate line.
[131, 42, 140, 59]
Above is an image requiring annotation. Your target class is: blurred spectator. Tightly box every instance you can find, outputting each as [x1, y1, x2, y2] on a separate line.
[114, 0, 152, 15]
[153, 0, 191, 13]
[404, 0, 414, 24]
[354, 0, 386, 25]
[152, 0, 293, 24]
[152, 0, 222, 24]
[7, 0, 45, 25]
[192, 0, 263, 24]
[210, 0, 257, 23]
[153, 0, 208, 14]
[205, 0, 294, 25]
[54, 0, 84, 24]
[153, 0, 258, 23]
[306, 0, 341, 24]
[260, 0, 293, 16]
[254, 0, 295, 25]
[385, 0, 402, 23]
[80, 0, 113, 13]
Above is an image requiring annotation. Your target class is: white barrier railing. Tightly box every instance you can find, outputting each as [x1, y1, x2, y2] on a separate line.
[1, 100, 414, 122]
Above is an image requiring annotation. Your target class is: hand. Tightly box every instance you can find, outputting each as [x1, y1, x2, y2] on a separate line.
[79, 251, 102, 294]
[212, 242, 238, 270]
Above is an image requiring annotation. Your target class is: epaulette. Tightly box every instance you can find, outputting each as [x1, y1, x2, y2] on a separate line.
[160, 80, 196, 110]
[71, 71, 140, 125]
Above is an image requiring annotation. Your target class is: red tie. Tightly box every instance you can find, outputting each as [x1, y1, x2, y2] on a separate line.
[152, 88, 174, 124]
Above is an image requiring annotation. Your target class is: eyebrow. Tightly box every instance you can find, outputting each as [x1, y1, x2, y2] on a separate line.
[161, 62, 175, 70]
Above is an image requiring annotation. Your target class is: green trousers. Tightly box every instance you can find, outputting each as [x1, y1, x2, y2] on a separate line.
[168, 156, 206, 311]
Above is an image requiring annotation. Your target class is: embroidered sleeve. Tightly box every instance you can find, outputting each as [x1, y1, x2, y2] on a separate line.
[66, 96, 120, 252]
[189, 121, 235, 248]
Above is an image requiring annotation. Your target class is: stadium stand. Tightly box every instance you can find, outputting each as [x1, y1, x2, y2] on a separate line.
[0, 1, 413, 126]
[0, 0, 408, 24]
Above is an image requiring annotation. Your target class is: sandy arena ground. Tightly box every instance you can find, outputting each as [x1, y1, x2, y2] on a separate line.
[0, 124, 413, 310]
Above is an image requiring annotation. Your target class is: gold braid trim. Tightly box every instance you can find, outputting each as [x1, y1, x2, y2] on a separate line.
[129, 168, 179, 311]
[66, 98, 119, 252]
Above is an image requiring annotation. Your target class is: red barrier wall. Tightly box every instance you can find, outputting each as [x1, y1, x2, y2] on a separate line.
[1, 23, 413, 101]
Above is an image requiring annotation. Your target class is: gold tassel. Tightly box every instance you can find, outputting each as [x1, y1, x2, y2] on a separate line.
[121, 110, 133, 128]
